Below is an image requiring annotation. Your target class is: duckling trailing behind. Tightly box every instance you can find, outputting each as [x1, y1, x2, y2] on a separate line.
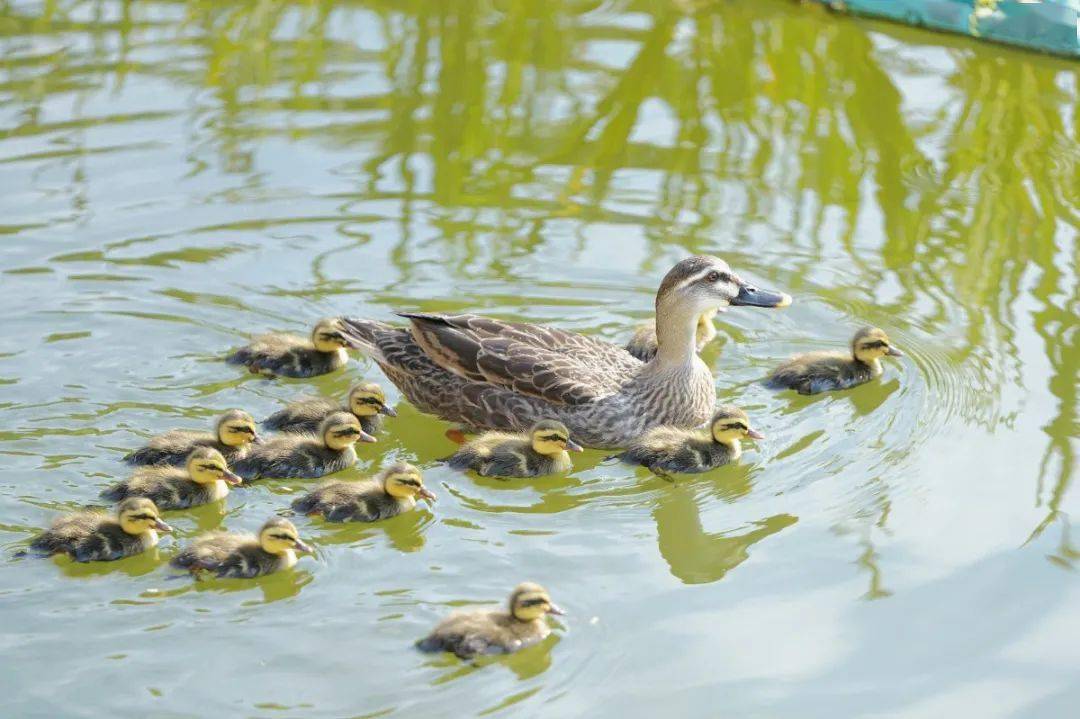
[443, 420, 582, 478]
[102, 447, 242, 510]
[231, 411, 374, 481]
[27, 498, 172, 563]
[263, 381, 396, 436]
[611, 405, 762, 478]
[416, 582, 564, 659]
[171, 517, 312, 579]
[227, 318, 355, 378]
[767, 327, 903, 395]
[291, 462, 435, 522]
[625, 309, 718, 362]
[123, 409, 260, 467]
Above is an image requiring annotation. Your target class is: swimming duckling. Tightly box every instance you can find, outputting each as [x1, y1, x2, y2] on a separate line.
[28, 498, 172, 563]
[417, 582, 564, 659]
[102, 447, 242, 509]
[263, 381, 396, 436]
[611, 404, 762, 478]
[444, 420, 583, 478]
[226, 318, 355, 378]
[231, 411, 374, 481]
[171, 517, 313, 578]
[122, 409, 261, 467]
[767, 327, 903, 395]
[625, 308, 718, 362]
[291, 462, 435, 522]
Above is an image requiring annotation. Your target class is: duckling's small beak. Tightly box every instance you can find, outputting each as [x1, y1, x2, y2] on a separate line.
[886, 346, 904, 357]
[222, 470, 243, 486]
[378, 404, 398, 418]
[358, 429, 378, 443]
[251, 431, 265, 445]
[730, 282, 792, 309]
[154, 518, 173, 533]
[418, 487, 437, 504]
[746, 428, 765, 440]
[547, 603, 566, 616]
[294, 539, 314, 554]
[565, 439, 584, 453]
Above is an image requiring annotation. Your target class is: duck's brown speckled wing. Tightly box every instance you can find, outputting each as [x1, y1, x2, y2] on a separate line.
[397, 312, 638, 406]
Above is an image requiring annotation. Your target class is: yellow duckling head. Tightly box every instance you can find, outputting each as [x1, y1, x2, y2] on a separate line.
[258, 517, 313, 556]
[852, 327, 903, 364]
[381, 462, 436, 504]
[216, 409, 261, 447]
[710, 405, 764, 444]
[509, 582, 564, 621]
[312, 318, 352, 353]
[320, 411, 376, 450]
[529, 420, 583, 456]
[117, 497, 172, 535]
[348, 382, 396, 418]
[185, 447, 242, 486]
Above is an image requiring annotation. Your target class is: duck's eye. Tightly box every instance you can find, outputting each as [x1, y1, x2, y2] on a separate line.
[706, 271, 721, 283]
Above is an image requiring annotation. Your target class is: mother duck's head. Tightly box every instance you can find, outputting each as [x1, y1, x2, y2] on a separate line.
[656, 255, 791, 316]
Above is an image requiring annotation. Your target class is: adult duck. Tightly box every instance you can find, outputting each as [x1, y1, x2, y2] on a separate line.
[339, 256, 790, 448]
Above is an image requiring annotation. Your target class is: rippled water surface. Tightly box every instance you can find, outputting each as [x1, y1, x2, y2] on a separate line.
[1, 1, 1078, 717]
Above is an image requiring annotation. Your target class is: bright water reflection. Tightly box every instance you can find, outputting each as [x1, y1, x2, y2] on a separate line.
[0, 1, 1077, 717]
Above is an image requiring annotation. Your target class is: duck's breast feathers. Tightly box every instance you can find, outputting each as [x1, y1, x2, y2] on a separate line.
[397, 312, 636, 406]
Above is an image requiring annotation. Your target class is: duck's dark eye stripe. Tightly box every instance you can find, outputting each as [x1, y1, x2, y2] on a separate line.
[199, 464, 219, 471]
[720, 423, 745, 431]
[520, 598, 548, 607]
[271, 534, 294, 541]
[861, 341, 887, 349]
[539, 434, 565, 442]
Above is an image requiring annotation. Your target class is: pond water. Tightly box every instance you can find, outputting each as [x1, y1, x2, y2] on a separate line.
[1, 1, 1077, 717]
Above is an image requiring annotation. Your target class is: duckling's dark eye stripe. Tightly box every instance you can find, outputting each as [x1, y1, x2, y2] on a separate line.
[861, 341, 887, 349]
[130, 514, 154, 520]
[721, 423, 746, 431]
[539, 434, 566, 442]
[198, 464, 220, 471]
[271, 534, 295, 541]
[520, 598, 548, 607]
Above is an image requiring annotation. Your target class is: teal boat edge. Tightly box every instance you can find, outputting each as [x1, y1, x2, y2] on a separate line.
[810, 0, 1080, 58]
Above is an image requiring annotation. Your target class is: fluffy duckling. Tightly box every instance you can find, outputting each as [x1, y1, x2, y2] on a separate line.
[612, 405, 762, 478]
[263, 381, 396, 436]
[226, 318, 355, 378]
[28, 498, 172, 563]
[444, 420, 583, 478]
[171, 517, 313, 578]
[417, 582, 564, 659]
[625, 308, 718, 362]
[291, 462, 435, 522]
[102, 447, 242, 509]
[767, 327, 903, 395]
[231, 411, 374, 481]
[123, 409, 261, 467]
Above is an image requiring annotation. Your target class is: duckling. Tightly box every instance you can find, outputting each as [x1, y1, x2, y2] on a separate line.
[27, 498, 172, 563]
[231, 411, 374, 481]
[171, 517, 313, 578]
[291, 462, 435, 522]
[417, 582, 564, 659]
[102, 447, 242, 509]
[263, 381, 396, 436]
[443, 420, 583, 478]
[226, 318, 355, 378]
[122, 409, 261, 467]
[625, 308, 718, 362]
[767, 326, 903, 395]
[611, 404, 762, 478]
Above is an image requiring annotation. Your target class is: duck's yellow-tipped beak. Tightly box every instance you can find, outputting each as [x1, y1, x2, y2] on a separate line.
[730, 284, 792, 309]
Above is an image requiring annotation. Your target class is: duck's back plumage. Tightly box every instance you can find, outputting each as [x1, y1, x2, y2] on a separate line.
[122, 430, 246, 467]
[29, 512, 155, 562]
[227, 334, 346, 378]
[101, 466, 226, 509]
[416, 609, 550, 659]
[446, 433, 571, 477]
[614, 427, 737, 475]
[263, 397, 381, 435]
[291, 479, 413, 522]
[171, 532, 290, 578]
[339, 315, 714, 448]
[230, 434, 356, 480]
[767, 351, 875, 395]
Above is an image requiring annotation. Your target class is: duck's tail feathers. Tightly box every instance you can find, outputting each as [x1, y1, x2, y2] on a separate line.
[337, 317, 393, 361]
